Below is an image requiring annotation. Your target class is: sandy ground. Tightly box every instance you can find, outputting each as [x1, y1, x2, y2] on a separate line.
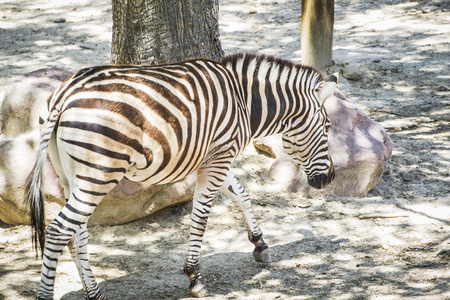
[0, 0, 449, 299]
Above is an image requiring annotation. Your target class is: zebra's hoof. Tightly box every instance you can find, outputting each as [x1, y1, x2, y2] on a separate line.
[189, 279, 208, 298]
[253, 245, 271, 262]
[87, 290, 110, 300]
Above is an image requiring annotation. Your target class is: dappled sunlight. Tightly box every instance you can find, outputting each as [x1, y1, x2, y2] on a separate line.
[0, 0, 111, 94]
[334, 0, 448, 63]
[2, 190, 448, 299]
[220, 0, 301, 60]
[89, 244, 135, 257]
[1, 0, 449, 299]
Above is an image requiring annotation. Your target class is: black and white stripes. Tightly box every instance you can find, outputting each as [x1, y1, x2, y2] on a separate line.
[25, 53, 337, 299]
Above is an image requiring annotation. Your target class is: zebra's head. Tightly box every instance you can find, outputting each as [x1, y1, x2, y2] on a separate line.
[282, 73, 338, 189]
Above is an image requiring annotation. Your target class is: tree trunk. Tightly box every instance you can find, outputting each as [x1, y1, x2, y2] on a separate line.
[111, 0, 224, 65]
[301, 0, 334, 70]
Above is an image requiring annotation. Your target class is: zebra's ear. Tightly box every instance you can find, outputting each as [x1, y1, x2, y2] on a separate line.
[317, 73, 338, 104]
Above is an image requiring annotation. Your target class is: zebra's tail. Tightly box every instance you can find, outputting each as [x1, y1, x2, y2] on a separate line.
[24, 101, 63, 258]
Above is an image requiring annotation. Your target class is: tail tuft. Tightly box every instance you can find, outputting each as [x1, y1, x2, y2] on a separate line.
[24, 151, 47, 258]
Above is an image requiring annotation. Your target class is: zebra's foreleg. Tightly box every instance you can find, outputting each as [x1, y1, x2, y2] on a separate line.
[184, 193, 213, 297]
[68, 223, 108, 300]
[184, 164, 231, 297]
[220, 172, 271, 263]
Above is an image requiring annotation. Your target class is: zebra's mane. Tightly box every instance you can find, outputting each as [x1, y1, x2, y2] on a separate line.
[220, 52, 324, 84]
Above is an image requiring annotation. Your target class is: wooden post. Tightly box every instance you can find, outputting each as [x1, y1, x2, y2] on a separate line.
[301, 0, 334, 70]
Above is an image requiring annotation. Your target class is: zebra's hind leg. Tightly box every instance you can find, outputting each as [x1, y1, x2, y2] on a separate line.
[220, 172, 271, 263]
[68, 223, 109, 300]
[36, 205, 82, 299]
[37, 181, 119, 299]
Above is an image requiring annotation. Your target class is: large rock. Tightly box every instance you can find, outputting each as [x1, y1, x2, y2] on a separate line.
[255, 89, 393, 198]
[0, 69, 196, 225]
[1, 68, 73, 139]
[0, 131, 196, 225]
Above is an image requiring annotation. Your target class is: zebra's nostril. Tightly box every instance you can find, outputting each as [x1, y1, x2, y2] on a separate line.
[307, 172, 334, 190]
[308, 175, 322, 189]
[330, 169, 336, 181]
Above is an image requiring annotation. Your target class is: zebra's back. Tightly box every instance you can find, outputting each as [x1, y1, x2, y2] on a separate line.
[50, 60, 250, 185]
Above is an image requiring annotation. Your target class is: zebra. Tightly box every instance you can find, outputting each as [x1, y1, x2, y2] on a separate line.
[25, 53, 337, 299]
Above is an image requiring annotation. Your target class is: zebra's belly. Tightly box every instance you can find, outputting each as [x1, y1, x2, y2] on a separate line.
[123, 138, 236, 185]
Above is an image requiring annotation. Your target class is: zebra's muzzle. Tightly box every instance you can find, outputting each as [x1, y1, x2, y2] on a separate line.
[307, 164, 335, 189]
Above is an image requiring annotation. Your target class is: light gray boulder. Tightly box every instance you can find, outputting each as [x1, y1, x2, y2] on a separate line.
[0, 129, 196, 225]
[1, 68, 73, 139]
[255, 89, 393, 198]
[0, 69, 196, 225]
[0, 131, 64, 224]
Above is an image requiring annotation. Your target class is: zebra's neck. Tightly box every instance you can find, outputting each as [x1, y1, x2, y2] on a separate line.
[222, 53, 323, 138]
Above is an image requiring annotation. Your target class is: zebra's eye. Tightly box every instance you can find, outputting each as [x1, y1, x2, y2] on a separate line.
[314, 82, 324, 93]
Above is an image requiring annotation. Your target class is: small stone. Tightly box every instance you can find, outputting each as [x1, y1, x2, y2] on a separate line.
[400, 172, 414, 182]
[436, 240, 450, 258]
[381, 244, 390, 250]
[437, 85, 449, 91]
[54, 18, 66, 23]
[249, 10, 257, 14]
[295, 202, 312, 208]
[342, 63, 363, 81]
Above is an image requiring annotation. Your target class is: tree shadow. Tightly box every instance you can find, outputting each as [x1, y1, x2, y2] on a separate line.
[56, 199, 449, 300]
[1, 0, 449, 299]
[61, 224, 346, 299]
[3, 191, 448, 299]
[0, 0, 111, 90]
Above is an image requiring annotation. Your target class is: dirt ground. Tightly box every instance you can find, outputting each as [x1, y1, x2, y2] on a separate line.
[0, 0, 449, 299]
